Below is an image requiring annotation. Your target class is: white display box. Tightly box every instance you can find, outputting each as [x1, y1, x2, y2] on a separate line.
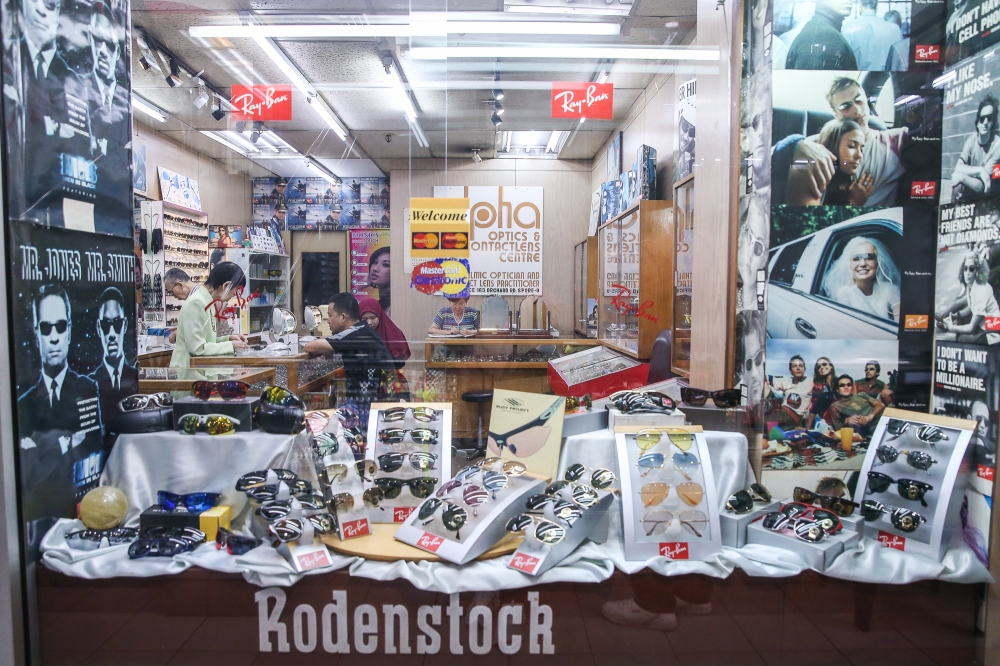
[840, 512, 865, 534]
[857, 409, 976, 562]
[746, 520, 861, 572]
[607, 407, 686, 433]
[394, 474, 547, 565]
[506, 490, 614, 576]
[719, 500, 779, 548]
[365, 403, 453, 524]
[615, 426, 723, 561]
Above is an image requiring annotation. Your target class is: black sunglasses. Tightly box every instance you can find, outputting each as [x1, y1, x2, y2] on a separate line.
[875, 445, 937, 472]
[100, 317, 125, 334]
[867, 472, 933, 507]
[38, 320, 68, 336]
[681, 387, 742, 408]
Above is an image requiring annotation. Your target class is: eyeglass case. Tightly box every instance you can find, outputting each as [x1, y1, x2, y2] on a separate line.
[173, 396, 259, 433]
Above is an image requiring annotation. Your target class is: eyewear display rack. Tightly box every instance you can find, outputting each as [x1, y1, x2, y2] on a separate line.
[141, 199, 210, 329]
[856, 409, 976, 561]
[597, 200, 674, 360]
[573, 237, 600, 338]
[614, 425, 723, 561]
[364, 402, 453, 524]
[246, 251, 290, 334]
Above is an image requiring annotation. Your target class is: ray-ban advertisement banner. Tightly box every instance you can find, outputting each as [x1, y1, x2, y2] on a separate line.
[551, 82, 613, 120]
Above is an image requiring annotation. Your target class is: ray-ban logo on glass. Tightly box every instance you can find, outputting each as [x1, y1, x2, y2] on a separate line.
[551, 82, 614, 120]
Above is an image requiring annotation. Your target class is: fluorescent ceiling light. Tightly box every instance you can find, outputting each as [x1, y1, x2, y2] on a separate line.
[310, 100, 348, 140]
[190, 20, 618, 39]
[408, 118, 430, 148]
[264, 131, 296, 151]
[202, 131, 248, 155]
[412, 46, 719, 60]
[223, 131, 261, 153]
[505, 5, 631, 15]
[388, 66, 418, 122]
[894, 94, 921, 106]
[254, 134, 280, 152]
[131, 94, 166, 122]
[505, 131, 512, 152]
[545, 130, 565, 152]
[306, 160, 340, 185]
[597, 70, 609, 84]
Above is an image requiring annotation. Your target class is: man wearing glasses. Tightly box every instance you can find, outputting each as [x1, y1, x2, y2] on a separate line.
[88, 287, 137, 423]
[774, 77, 908, 207]
[17, 285, 103, 528]
[854, 360, 894, 406]
[951, 95, 1000, 202]
[823, 374, 885, 438]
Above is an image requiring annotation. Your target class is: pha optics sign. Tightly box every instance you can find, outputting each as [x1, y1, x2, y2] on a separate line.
[256, 589, 555, 655]
[551, 82, 613, 120]
[230, 84, 293, 121]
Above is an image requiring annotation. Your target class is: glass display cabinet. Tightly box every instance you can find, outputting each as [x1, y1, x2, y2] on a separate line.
[574, 237, 599, 338]
[597, 200, 674, 359]
[672, 174, 694, 377]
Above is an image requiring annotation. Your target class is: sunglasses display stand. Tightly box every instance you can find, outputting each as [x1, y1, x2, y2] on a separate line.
[746, 519, 861, 572]
[394, 474, 547, 565]
[606, 407, 686, 432]
[364, 403, 453, 524]
[173, 396, 259, 433]
[615, 426, 723, 561]
[856, 409, 976, 561]
[311, 427, 372, 541]
[505, 490, 615, 576]
[720, 501, 779, 548]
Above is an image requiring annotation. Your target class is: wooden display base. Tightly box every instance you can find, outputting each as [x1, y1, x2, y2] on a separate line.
[321, 524, 523, 563]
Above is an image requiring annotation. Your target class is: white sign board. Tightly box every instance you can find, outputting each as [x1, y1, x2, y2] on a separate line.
[157, 166, 202, 211]
[434, 186, 543, 295]
[674, 78, 696, 182]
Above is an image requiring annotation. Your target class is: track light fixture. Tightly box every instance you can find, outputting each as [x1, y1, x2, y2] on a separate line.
[193, 82, 209, 108]
[250, 121, 262, 144]
[211, 97, 226, 121]
[493, 87, 504, 101]
[492, 101, 504, 116]
[138, 54, 151, 70]
[491, 111, 503, 127]
[165, 57, 182, 87]
[472, 149, 482, 164]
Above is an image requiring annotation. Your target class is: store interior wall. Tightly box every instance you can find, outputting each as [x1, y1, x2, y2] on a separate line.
[134, 121, 256, 224]
[289, 231, 348, 322]
[591, 69, 677, 198]
[388, 158, 591, 362]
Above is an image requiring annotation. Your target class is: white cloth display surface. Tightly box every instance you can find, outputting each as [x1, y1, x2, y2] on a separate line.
[41, 428, 993, 589]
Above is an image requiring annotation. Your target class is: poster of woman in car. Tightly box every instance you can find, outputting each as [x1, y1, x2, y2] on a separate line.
[770, 70, 942, 209]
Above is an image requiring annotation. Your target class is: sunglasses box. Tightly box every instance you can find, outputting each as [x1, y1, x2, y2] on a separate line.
[606, 408, 686, 433]
[746, 519, 861, 571]
[173, 396, 259, 433]
[139, 504, 232, 543]
[720, 500, 780, 548]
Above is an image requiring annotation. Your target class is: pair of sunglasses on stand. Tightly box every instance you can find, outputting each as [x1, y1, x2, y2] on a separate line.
[791, 487, 859, 517]
[381, 406, 442, 422]
[641, 482, 704, 508]
[120, 393, 173, 412]
[609, 391, 676, 415]
[256, 495, 326, 522]
[418, 499, 468, 539]
[378, 428, 438, 446]
[157, 491, 221, 512]
[642, 509, 708, 537]
[724, 483, 772, 514]
[65, 527, 139, 551]
[192, 380, 249, 401]
[177, 414, 240, 436]
[680, 387, 742, 409]
[867, 472, 933, 507]
[875, 445, 937, 472]
[128, 526, 206, 559]
[267, 514, 337, 543]
[761, 503, 842, 543]
[860, 500, 927, 533]
[886, 420, 949, 447]
[215, 527, 259, 555]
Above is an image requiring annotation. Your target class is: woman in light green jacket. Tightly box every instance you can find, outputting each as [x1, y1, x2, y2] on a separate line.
[170, 262, 249, 368]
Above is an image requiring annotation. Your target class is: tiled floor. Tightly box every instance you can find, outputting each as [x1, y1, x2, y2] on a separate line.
[35, 567, 990, 665]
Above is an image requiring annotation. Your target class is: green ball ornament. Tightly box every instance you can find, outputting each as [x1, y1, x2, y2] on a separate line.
[79, 487, 128, 530]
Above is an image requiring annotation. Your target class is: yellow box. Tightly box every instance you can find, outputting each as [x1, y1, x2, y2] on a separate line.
[198, 505, 231, 542]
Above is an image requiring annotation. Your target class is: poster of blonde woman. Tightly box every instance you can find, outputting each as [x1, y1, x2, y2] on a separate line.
[936, 200, 1000, 346]
[821, 235, 901, 321]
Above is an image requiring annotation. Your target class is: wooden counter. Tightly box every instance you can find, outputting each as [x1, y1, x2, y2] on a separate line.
[138, 366, 277, 394]
[423, 337, 601, 439]
[190, 352, 342, 396]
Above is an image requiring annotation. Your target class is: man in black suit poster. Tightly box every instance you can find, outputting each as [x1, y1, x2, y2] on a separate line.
[89, 286, 137, 425]
[17, 285, 103, 527]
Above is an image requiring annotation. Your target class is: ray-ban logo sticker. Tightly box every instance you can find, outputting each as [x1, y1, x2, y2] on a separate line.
[417, 533, 445, 552]
[659, 542, 689, 559]
[509, 553, 541, 574]
[394, 506, 415, 523]
[296, 549, 332, 571]
[992, 164, 1000, 180]
[914, 44, 940, 61]
[878, 531, 906, 551]
[977, 464, 994, 482]
[905, 314, 929, 330]
[342, 519, 370, 538]
[985, 316, 1000, 331]
[910, 181, 936, 198]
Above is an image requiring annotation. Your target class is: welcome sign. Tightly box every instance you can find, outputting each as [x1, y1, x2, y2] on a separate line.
[433, 186, 543, 295]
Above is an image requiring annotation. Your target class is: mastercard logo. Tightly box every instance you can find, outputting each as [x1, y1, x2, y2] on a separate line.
[442, 232, 468, 249]
[412, 232, 439, 249]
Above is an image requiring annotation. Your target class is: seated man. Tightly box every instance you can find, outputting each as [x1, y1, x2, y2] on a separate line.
[854, 360, 893, 406]
[768, 355, 813, 429]
[303, 293, 395, 428]
[952, 94, 1000, 202]
[823, 374, 885, 438]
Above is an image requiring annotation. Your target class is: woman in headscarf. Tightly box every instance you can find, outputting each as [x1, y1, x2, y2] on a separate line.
[358, 296, 410, 366]
[358, 296, 410, 400]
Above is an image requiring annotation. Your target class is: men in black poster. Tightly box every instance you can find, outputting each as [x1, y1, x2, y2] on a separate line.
[17, 285, 103, 522]
[89, 286, 137, 423]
